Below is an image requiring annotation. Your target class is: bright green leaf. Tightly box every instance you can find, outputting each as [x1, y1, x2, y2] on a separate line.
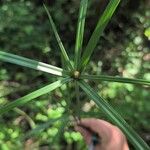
[144, 27, 150, 40]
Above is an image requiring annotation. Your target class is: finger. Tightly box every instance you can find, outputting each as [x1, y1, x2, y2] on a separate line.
[75, 126, 92, 144]
[78, 118, 113, 142]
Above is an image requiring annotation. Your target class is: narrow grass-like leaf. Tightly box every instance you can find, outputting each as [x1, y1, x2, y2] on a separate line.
[81, 74, 150, 86]
[79, 0, 121, 70]
[0, 51, 68, 76]
[74, 0, 88, 69]
[79, 81, 149, 150]
[0, 78, 72, 115]
[23, 116, 68, 139]
[44, 4, 73, 71]
[78, 80, 150, 150]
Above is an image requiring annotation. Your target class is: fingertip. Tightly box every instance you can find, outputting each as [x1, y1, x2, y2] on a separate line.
[74, 125, 92, 144]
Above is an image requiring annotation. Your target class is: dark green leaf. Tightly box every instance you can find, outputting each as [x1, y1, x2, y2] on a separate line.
[81, 74, 150, 86]
[78, 80, 150, 150]
[79, 0, 121, 70]
[0, 78, 72, 115]
[74, 0, 88, 70]
[44, 4, 73, 71]
[24, 116, 68, 139]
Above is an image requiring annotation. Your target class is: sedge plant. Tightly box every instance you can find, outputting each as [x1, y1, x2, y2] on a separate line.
[0, 0, 150, 149]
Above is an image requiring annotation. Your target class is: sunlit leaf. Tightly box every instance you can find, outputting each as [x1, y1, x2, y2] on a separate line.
[0, 51, 68, 77]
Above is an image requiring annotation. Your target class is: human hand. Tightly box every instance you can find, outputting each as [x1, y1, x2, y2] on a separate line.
[75, 118, 129, 150]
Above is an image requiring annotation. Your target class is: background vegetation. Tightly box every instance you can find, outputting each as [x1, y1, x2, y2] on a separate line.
[0, 0, 150, 149]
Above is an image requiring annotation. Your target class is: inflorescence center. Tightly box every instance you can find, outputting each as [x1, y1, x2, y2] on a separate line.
[73, 71, 80, 79]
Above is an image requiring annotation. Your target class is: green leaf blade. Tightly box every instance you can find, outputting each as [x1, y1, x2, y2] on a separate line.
[43, 4, 73, 71]
[0, 78, 72, 115]
[0, 51, 68, 76]
[79, 0, 121, 70]
[24, 116, 68, 139]
[78, 80, 150, 150]
[80, 74, 150, 86]
[74, 0, 88, 69]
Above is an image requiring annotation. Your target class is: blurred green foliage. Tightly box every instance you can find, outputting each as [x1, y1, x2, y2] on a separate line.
[0, 0, 150, 149]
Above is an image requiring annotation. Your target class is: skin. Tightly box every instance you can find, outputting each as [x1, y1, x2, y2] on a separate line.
[75, 118, 129, 150]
